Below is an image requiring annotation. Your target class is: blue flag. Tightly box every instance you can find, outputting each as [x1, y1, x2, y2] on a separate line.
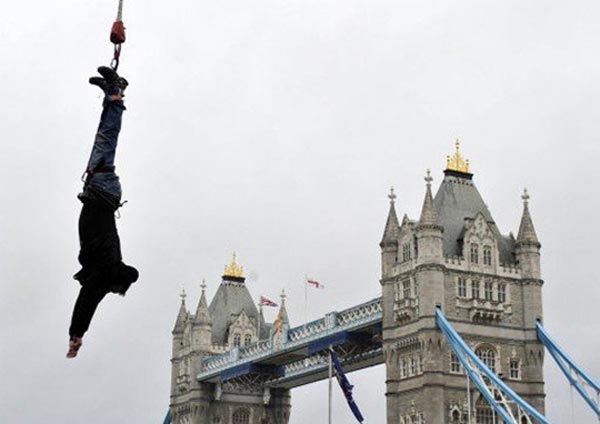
[329, 349, 365, 423]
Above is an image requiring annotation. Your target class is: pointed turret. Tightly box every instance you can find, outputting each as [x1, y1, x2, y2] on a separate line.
[173, 289, 188, 333]
[380, 187, 400, 246]
[194, 279, 212, 324]
[416, 170, 444, 264]
[275, 289, 289, 325]
[516, 189, 542, 281]
[517, 189, 540, 246]
[208, 254, 261, 345]
[418, 170, 440, 228]
[381, 187, 400, 278]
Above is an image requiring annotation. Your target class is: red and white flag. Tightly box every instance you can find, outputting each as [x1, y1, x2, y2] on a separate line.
[259, 296, 278, 307]
[307, 279, 325, 289]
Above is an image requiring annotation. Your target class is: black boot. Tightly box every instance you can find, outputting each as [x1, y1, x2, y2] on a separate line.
[89, 66, 129, 96]
[89, 76, 109, 94]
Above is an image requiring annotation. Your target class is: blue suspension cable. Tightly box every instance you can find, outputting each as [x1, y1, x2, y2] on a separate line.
[436, 308, 552, 424]
[536, 321, 600, 417]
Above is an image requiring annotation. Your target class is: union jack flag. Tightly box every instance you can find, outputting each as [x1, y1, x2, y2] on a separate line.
[259, 296, 278, 307]
[307, 279, 325, 289]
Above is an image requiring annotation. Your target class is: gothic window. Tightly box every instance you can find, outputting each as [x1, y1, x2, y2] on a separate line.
[450, 352, 462, 374]
[498, 284, 506, 303]
[411, 356, 418, 375]
[484, 281, 493, 301]
[232, 408, 250, 424]
[401, 359, 408, 378]
[402, 243, 412, 262]
[470, 243, 479, 264]
[402, 280, 411, 299]
[476, 404, 494, 424]
[458, 278, 467, 297]
[483, 245, 492, 265]
[476, 346, 497, 372]
[244, 334, 252, 346]
[472, 280, 480, 299]
[212, 415, 221, 424]
[451, 410, 461, 423]
[418, 354, 423, 373]
[233, 334, 241, 347]
[510, 359, 521, 380]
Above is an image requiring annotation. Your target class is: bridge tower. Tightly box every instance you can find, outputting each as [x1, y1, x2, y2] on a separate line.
[380, 143, 545, 423]
[170, 254, 291, 424]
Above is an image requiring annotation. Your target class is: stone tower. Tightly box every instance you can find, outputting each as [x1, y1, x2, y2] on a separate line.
[170, 254, 291, 424]
[380, 143, 545, 424]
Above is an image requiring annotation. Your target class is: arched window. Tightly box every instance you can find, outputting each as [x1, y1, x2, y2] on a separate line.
[401, 359, 408, 378]
[244, 334, 252, 346]
[471, 280, 480, 299]
[212, 415, 221, 424]
[510, 358, 521, 380]
[233, 334, 241, 347]
[402, 280, 411, 299]
[232, 408, 250, 424]
[450, 352, 461, 373]
[451, 409, 461, 423]
[483, 245, 492, 265]
[476, 405, 493, 424]
[410, 356, 417, 375]
[470, 243, 479, 264]
[484, 281, 493, 301]
[476, 346, 496, 372]
[497, 284, 506, 303]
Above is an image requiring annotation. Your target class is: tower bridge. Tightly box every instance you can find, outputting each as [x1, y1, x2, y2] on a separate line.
[168, 144, 598, 424]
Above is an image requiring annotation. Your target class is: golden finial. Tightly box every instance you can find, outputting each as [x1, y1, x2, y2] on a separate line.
[445, 139, 470, 173]
[223, 252, 244, 278]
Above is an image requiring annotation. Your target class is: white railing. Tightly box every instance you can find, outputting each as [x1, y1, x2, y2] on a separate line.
[199, 297, 383, 379]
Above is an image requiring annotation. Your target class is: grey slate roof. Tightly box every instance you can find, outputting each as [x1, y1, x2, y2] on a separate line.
[432, 172, 516, 264]
[208, 278, 269, 344]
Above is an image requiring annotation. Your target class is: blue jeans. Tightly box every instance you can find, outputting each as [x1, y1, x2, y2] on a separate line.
[83, 96, 126, 203]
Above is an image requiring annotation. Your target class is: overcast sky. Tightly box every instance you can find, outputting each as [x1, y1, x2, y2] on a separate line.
[1, 0, 599, 423]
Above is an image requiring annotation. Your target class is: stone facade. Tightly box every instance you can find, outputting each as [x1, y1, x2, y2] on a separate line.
[381, 149, 545, 423]
[170, 146, 545, 424]
[170, 260, 291, 424]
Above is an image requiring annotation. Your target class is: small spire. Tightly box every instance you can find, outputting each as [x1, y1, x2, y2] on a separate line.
[275, 289, 289, 325]
[425, 169, 433, 187]
[517, 188, 540, 246]
[388, 186, 397, 204]
[381, 188, 400, 246]
[418, 169, 440, 227]
[522, 188, 530, 205]
[195, 279, 212, 324]
[173, 288, 189, 333]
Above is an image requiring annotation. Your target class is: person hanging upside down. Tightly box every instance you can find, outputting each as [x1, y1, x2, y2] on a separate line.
[67, 66, 139, 359]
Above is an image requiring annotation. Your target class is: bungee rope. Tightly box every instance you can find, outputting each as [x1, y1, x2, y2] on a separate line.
[109, 0, 126, 71]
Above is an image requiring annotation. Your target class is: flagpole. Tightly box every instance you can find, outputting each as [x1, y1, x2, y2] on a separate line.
[328, 347, 333, 424]
[466, 373, 472, 424]
[304, 275, 308, 323]
[257, 303, 262, 340]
